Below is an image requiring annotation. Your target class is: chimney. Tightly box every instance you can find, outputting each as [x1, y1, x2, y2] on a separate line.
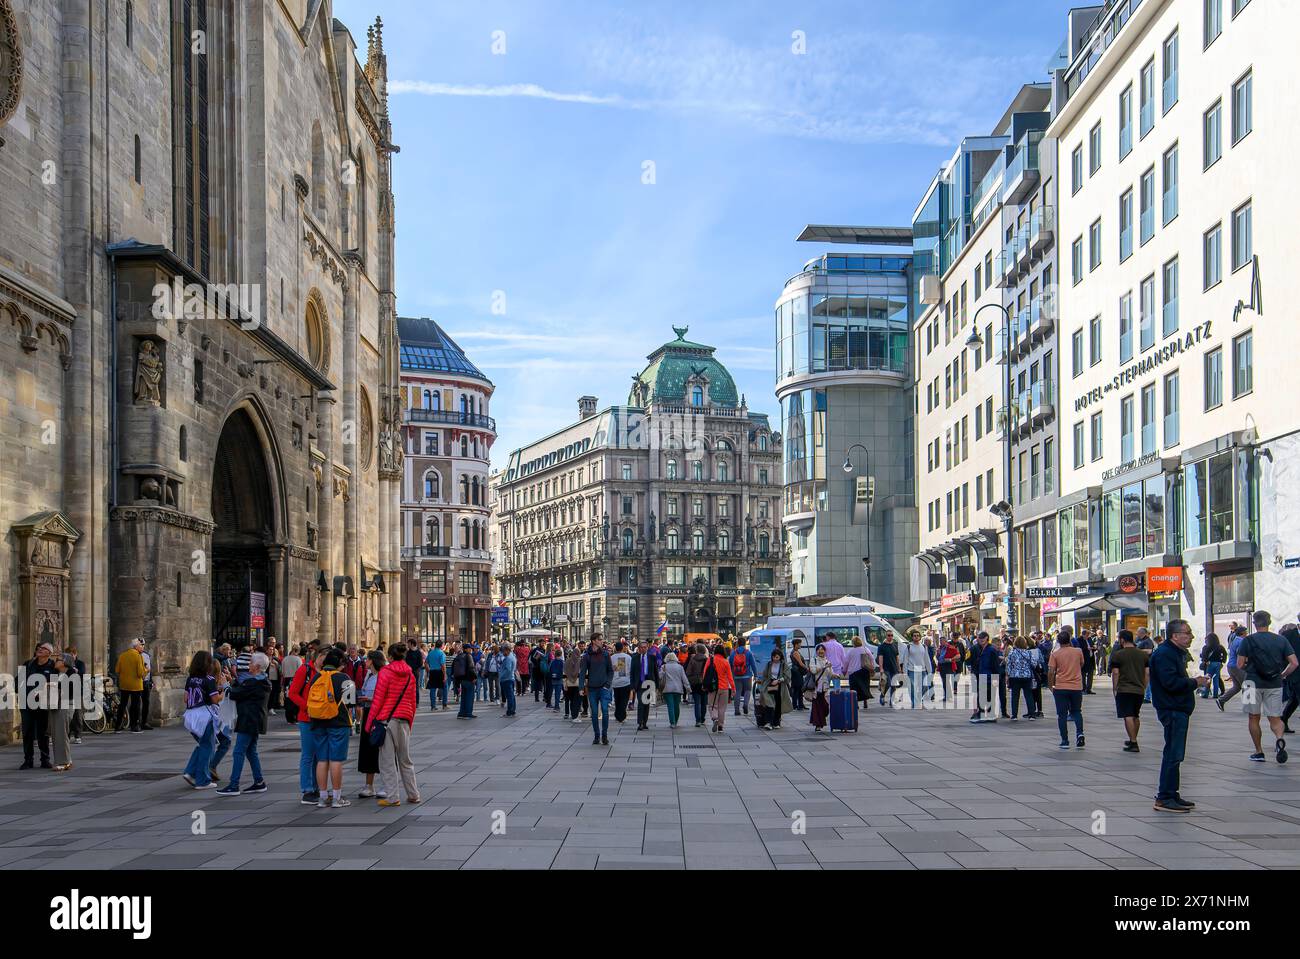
[578, 396, 597, 420]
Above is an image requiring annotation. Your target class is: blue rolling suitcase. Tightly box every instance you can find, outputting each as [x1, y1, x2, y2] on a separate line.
[828, 690, 858, 733]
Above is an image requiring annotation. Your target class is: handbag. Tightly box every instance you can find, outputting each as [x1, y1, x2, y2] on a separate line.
[368, 675, 411, 748]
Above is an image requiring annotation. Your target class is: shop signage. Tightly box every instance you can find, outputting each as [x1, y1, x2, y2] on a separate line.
[1146, 566, 1184, 592]
[1213, 601, 1252, 615]
[1284, 557, 1300, 570]
[490, 607, 509, 624]
[1074, 320, 1215, 414]
[249, 591, 266, 630]
[1101, 451, 1160, 482]
[1149, 591, 1180, 604]
[941, 591, 973, 612]
[1025, 586, 1064, 599]
[1116, 574, 1145, 594]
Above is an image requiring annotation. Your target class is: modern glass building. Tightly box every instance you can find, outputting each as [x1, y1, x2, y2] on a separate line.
[775, 236, 918, 608]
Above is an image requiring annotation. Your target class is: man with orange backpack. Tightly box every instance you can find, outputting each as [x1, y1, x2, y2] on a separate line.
[730, 639, 756, 717]
[306, 647, 356, 808]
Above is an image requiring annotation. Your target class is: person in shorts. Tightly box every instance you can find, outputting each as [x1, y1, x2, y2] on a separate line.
[1109, 630, 1150, 752]
[310, 648, 356, 807]
[1238, 610, 1299, 764]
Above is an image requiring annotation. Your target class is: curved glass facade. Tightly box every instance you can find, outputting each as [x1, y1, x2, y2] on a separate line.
[775, 255, 911, 381]
[781, 387, 827, 514]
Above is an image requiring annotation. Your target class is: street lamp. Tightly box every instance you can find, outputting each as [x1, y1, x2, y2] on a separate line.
[842, 444, 872, 599]
[964, 303, 1018, 631]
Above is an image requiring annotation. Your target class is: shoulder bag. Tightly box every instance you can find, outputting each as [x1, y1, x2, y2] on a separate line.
[368, 675, 412, 748]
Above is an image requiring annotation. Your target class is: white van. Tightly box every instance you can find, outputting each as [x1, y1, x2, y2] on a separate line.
[763, 605, 907, 662]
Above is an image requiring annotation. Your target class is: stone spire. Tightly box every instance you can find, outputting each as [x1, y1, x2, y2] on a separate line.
[364, 16, 387, 92]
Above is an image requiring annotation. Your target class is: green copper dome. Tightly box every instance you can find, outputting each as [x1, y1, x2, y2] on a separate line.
[627, 326, 740, 408]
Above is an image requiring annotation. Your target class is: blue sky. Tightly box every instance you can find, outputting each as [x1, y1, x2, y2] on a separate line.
[334, 0, 1073, 464]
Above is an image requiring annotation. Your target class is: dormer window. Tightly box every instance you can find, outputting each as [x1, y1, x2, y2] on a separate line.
[691, 385, 704, 407]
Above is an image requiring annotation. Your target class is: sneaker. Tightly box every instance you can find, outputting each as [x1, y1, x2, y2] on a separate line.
[71, 737, 83, 745]
[1277, 739, 1289, 764]
[1153, 799, 1190, 814]
[215, 785, 242, 796]
[601, 737, 609, 745]
[332, 797, 351, 808]
[377, 798, 401, 808]
[1174, 795, 1196, 808]
[1249, 752, 1266, 762]
[762, 724, 772, 730]
[358, 786, 376, 799]
[192, 782, 217, 790]
[592, 737, 601, 745]
[376, 791, 387, 799]
[1059, 741, 1070, 750]
[40, 761, 53, 769]
[1076, 735, 1085, 749]
[301, 791, 320, 805]
[130, 726, 142, 733]
[183, 773, 196, 786]
[968, 716, 982, 725]
[140, 724, 154, 731]
[245, 781, 268, 794]
[1123, 742, 1140, 753]
[744, 706, 749, 715]
[1215, 698, 1225, 712]
[317, 795, 333, 808]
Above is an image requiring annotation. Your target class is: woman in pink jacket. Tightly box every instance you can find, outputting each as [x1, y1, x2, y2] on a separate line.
[364, 643, 420, 807]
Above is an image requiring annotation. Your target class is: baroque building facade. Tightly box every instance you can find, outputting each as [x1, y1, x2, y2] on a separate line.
[0, 0, 403, 730]
[396, 317, 494, 647]
[494, 329, 789, 644]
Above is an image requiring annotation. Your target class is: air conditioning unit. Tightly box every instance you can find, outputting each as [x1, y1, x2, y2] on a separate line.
[919, 274, 942, 305]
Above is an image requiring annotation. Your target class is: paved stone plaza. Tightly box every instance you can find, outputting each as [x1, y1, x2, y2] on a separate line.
[1, 677, 1298, 871]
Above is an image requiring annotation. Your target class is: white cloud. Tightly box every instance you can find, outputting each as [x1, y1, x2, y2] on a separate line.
[389, 81, 629, 107]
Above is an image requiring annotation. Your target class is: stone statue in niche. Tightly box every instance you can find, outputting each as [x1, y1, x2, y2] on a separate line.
[134, 340, 164, 405]
[379, 430, 403, 471]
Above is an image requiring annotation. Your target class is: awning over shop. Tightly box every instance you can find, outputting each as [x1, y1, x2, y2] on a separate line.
[918, 604, 978, 627]
[1053, 593, 1148, 615]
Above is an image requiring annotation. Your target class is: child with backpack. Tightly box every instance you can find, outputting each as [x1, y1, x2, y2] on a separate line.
[730, 641, 755, 716]
[307, 648, 355, 808]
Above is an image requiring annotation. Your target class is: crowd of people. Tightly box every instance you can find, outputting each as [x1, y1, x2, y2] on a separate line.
[14, 611, 1300, 818]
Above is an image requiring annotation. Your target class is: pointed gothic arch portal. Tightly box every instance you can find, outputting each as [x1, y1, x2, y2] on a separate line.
[210, 408, 279, 646]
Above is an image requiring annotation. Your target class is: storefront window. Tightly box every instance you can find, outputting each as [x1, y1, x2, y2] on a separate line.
[1122, 482, 1143, 561]
[1144, 477, 1165, 556]
[1103, 491, 1122, 564]
[1184, 451, 1234, 549]
[1043, 517, 1058, 577]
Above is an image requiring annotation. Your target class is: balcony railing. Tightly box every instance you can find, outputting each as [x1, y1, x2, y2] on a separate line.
[1030, 288, 1057, 337]
[403, 545, 450, 559]
[1004, 131, 1043, 204]
[1015, 381, 1055, 431]
[406, 409, 496, 431]
[1064, 0, 1148, 105]
[1030, 206, 1055, 252]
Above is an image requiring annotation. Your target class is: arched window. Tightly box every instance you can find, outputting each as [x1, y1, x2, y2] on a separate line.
[719, 529, 730, 551]
[304, 293, 328, 371]
[758, 533, 770, 556]
[423, 389, 432, 409]
[717, 460, 729, 482]
[691, 385, 704, 407]
[460, 394, 469, 415]
[622, 529, 634, 552]
[460, 519, 470, 549]
[758, 434, 769, 451]
[425, 519, 439, 547]
[460, 436, 469, 457]
[473, 522, 482, 550]
[471, 477, 480, 504]
[692, 460, 703, 482]
[667, 530, 679, 551]
[459, 475, 469, 503]
[667, 458, 678, 480]
[424, 471, 439, 500]
[692, 529, 705, 551]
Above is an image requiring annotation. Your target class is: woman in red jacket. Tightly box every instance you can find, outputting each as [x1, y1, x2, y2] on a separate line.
[364, 643, 420, 807]
[708, 644, 736, 733]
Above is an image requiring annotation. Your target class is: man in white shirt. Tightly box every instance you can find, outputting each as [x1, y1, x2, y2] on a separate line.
[609, 641, 633, 724]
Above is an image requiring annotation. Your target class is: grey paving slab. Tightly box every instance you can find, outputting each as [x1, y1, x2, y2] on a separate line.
[2, 671, 1297, 870]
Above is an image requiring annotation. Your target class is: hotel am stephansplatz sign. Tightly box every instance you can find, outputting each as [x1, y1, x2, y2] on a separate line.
[1073, 320, 1215, 415]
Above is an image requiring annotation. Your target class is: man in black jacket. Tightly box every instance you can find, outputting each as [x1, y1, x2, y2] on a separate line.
[453, 644, 478, 719]
[579, 634, 615, 745]
[630, 639, 661, 731]
[1150, 620, 1209, 813]
[217, 652, 271, 796]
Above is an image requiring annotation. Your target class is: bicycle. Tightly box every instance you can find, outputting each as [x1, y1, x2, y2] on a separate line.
[82, 688, 121, 735]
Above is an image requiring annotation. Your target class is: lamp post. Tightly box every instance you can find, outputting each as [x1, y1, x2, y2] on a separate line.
[842, 444, 872, 599]
[964, 303, 1018, 632]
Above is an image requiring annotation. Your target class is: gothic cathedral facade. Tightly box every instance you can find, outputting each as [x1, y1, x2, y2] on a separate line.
[0, 0, 403, 729]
